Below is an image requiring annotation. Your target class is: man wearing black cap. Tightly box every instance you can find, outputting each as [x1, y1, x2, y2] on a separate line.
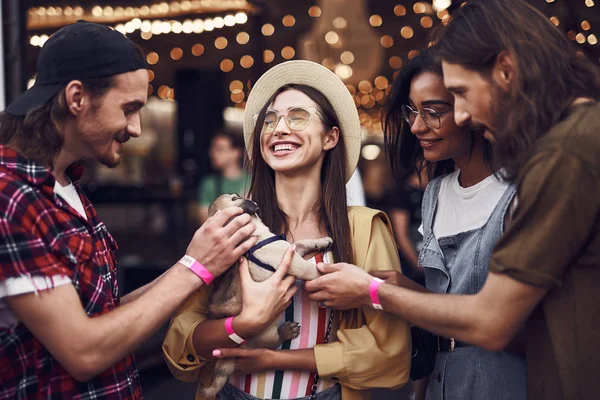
[0, 21, 259, 398]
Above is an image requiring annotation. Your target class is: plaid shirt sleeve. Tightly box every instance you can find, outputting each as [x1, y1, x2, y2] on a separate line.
[0, 218, 76, 284]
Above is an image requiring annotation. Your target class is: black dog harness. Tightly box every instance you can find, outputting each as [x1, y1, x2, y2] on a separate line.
[245, 234, 287, 272]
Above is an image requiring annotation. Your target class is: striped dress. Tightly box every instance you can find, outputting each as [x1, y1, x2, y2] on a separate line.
[230, 252, 338, 399]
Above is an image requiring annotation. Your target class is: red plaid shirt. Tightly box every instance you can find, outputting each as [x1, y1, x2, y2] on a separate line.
[0, 146, 142, 399]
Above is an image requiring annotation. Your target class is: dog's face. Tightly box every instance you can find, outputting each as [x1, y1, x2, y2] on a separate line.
[208, 194, 260, 217]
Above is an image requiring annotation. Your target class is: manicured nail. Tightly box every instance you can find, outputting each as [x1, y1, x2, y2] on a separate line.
[212, 349, 221, 357]
[292, 245, 297, 251]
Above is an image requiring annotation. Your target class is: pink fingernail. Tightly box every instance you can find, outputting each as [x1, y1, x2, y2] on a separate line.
[292, 245, 297, 251]
[212, 349, 221, 357]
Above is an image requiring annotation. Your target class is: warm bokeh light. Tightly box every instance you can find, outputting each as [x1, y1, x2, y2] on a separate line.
[262, 24, 275, 36]
[240, 55, 254, 68]
[325, 31, 340, 44]
[192, 43, 205, 56]
[282, 15, 296, 27]
[370, 15, 383, 27]
[421, 16, 434, 29]
[170, 47, 183, 60]
[146, 52, 159, 65]
[281, 46, 296, 60]
[333, 17, 348, 29]
[220, 59, 234, 72]
[389, 56, 403, 69]
[380, 35, 394, 48]
[215, 37, 228, 50]
[264, 49, 275, 63]
[358, 80, 373, 94]
[308, 6, 322, 17]
[401, 26, 414, 39]
[375, 76, 389, 90]
[236, 32, 250, 45]
[341, 51, 355, 64]
[394, 5, 407, 16]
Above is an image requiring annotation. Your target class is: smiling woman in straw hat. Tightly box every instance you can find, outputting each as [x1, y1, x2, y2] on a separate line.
[163, 60, 410, 400]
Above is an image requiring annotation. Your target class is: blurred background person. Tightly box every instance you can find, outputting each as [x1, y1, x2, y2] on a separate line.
[198, 130, 249, 224]
[386, 166, 428, 285]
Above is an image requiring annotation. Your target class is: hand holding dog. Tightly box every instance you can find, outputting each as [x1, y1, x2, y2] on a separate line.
[305, 262, 372, 310]
[235, 246, 299, 336]
[185, 207, 257, 281]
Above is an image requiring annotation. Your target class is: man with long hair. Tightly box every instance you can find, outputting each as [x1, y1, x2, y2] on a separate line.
[0, 21, 260, 398]
[305, 1, 600, 399]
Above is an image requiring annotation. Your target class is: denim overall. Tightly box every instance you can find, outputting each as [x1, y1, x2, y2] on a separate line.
[419, 176, 526, 400]
[217, 382, 341, 400]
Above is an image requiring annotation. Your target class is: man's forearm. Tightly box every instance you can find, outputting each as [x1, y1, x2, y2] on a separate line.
[377, 284, 497, 348]
[120, 270, 168, 305]
[79, 264, 202, 379]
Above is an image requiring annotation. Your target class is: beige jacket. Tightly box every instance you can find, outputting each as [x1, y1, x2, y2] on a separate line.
[162, 207, 411, 399]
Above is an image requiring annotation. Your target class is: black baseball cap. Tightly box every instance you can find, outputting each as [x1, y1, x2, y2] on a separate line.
[6, 21, 147, 116]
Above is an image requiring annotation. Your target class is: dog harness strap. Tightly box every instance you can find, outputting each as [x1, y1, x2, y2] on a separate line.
[225, 316, 246, 344]
[245, 234, 287, 272]
[178, 255, 215, 285]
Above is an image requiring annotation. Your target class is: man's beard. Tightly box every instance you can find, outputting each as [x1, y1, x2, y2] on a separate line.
[98, 132, 130, 168]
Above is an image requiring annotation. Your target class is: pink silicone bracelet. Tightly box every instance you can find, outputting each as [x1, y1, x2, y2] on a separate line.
[179, 255, 214, 285]
[370, 278, 384, 310]
[225, 316, 246, 344]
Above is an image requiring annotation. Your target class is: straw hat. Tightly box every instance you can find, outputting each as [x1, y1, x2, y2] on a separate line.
[243, 60, 361, 182]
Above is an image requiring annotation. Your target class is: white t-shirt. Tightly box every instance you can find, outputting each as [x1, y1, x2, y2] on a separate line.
[419, 169, 510, 239]
[0, 180, 84, 327]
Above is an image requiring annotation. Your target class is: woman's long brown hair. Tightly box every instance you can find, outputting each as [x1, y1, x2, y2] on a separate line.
[247, 84, 354, 264]
[434, 0, 600, 181]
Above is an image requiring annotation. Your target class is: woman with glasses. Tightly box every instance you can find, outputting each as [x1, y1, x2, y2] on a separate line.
[305, 50, 527, 400]
[383, 50, 526, 400]
[163, 60, 411, 400]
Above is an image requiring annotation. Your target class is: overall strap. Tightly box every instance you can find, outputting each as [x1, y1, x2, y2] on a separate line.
[245, 234, 287, 272]
[420, 176, 444, 239]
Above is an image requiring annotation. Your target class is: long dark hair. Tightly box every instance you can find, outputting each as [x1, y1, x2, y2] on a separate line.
[434, 0, 600, 181]
[383, 49, 491, 182]
[0, 76, 116, 167]
[247, 84, 353, 264]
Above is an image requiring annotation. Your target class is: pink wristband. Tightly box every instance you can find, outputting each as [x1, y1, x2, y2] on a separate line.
[179, 255, 214, 285]
[370, 278, 384, 310]
[225, 316, 246, 344]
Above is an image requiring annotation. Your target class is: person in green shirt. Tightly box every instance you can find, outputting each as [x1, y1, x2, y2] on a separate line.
[198, 131, 249, 224]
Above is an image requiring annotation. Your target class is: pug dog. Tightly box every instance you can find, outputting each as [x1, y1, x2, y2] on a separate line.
[199, 194, 333, 398]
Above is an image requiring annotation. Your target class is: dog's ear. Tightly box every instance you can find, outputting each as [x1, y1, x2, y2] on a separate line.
[240, 199, 260, 215]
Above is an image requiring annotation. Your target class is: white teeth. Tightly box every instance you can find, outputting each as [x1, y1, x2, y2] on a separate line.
[420, 139, 440, 144]
[274, 144, 298, 152]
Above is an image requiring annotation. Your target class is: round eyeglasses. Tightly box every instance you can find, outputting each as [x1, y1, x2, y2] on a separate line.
[257, 106, 324, 134]
[401, 104, 453, 130]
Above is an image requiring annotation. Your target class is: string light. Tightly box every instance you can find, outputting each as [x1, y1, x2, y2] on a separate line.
[30, 11, 250, 47]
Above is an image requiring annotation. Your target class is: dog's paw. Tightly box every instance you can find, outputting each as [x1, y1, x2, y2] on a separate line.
[278, 321, 301, 341]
